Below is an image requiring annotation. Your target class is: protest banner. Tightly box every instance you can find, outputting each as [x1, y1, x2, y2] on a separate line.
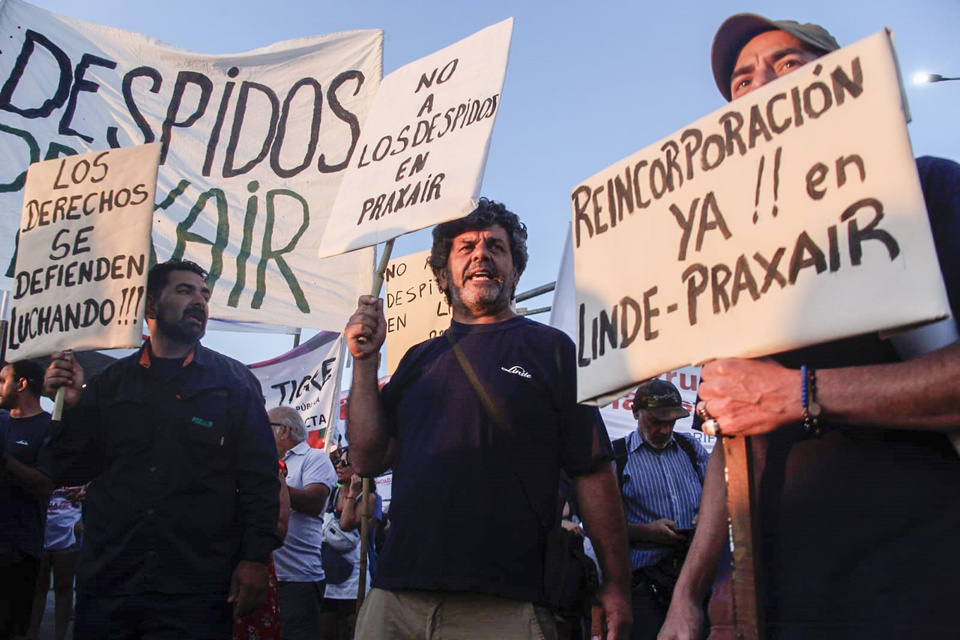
[317, 18, 513, 258]
[250, 331, 343, 448]
[549, 225, 714, 450]
[383, 248, 452, 375]
[9, 143, 159, 360]
[0, 0, 381, 332]
[571, 31, 952, 405]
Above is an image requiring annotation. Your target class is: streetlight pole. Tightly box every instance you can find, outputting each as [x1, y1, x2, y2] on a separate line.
[913, 73, 960, 84]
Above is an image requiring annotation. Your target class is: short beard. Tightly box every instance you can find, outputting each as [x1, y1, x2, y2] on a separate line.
[445, 267, 515, 317]
[156, 314, 205, 346]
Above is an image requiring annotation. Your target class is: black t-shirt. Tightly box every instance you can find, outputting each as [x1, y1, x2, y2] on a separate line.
[755, 157, 960, 638]
[0, 411, 51, 559]
[375, 316, 610, 603]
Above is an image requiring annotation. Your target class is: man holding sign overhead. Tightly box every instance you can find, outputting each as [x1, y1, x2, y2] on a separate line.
[660, 14, 960, 640]
[345, 200, 632, 639]
[39, 259, 281, 640]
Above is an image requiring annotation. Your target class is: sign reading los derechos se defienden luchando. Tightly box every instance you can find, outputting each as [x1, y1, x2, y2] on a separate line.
[10, 143, 159, 360]
[572, 31, 951, 405]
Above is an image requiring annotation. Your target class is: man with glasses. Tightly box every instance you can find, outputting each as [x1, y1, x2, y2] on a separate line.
[268, 406, 336, 640]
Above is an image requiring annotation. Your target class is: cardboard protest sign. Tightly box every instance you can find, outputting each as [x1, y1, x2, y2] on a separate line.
[250, 331, 343, 447]
[383, 249, 452, 375]
[9, 143, 159, 360]
[571, 31, 952, 405]
[549, 225, 715, 450]
[0, 0, 380, 332]
[317, 18, 513, 258]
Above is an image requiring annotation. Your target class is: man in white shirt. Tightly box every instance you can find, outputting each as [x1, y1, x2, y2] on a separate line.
[269, 406, 337, 640]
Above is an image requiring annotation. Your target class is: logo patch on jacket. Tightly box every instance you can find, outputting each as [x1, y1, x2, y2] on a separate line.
[191, 416, 214, 428]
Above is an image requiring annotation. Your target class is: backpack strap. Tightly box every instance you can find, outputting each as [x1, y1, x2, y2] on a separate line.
[674, 433, 705, 485]
[613, 433, 704, 488]
[612, 437, 629, 490]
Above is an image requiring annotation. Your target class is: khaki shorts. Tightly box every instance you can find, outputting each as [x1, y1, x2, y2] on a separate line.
[355, 588, 558, 640]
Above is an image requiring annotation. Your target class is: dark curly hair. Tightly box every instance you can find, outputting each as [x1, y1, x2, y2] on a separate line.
[428, 199, 528, 302]
[147, 259, 208, 300]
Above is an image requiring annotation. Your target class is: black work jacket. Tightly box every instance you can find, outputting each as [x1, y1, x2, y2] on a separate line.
[38, 340, 280, 596]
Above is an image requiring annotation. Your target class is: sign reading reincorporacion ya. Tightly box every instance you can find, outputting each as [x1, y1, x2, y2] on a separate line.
[572, 31, 951, 405]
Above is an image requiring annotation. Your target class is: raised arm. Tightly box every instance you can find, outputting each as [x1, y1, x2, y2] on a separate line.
[345, 295, 395, 476]
[698, 343, 960, 437]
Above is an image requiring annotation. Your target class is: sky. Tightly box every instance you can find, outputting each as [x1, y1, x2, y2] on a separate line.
[21, 0, 960, 367]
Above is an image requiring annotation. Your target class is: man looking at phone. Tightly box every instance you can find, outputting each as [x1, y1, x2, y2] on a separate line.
[616, 379, 707, 640]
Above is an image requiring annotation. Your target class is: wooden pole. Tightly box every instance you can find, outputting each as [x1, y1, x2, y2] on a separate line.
[356, 238, 394, 610]
[722, 435, 765, 640]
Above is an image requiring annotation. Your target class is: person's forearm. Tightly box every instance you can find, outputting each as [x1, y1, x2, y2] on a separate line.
[2, 454, 54, 498]
[671, 448, 727, 604]
[574, 462, 631, 594]
[340, 493, 361, 530]
[700, 343, 960, 437]
[277, 484, 290, 541]
[818, 342, 960, 430]
[287, 486, 326, 517]
[346, 358, 394, 476]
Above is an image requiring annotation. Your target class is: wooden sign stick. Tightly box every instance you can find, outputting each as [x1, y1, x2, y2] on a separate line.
[722, 435, 765, 640]
[356, 238, 394, 610]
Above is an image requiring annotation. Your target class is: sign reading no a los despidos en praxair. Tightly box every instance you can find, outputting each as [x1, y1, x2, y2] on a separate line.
[572, 30, 952, 406]
[317, 19, 513, 258]
[10, 143, 160, 360]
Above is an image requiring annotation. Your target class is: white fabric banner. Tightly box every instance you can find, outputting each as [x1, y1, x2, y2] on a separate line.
[0, 0, 381, 331]
[549, 225, 714, 452]
[10, 143, 158, 359]
[318, 18, 513, 258]
[250, 331, 344, 446]
[571, 31, 952, 405]
[383, 248, 451, 375]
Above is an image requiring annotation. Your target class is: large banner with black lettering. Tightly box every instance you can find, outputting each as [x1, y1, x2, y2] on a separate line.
[0, 0, 380, 331]
[317, 18, 512, 258]
[10, 143, 158, 359]
[571, 31, 952, 405]
[383, 249, 452, 375]
[250, 331, 343, 448]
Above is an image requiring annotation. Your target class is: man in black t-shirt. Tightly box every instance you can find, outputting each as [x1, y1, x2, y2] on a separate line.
[345, 199, 632, 640]
[0, 358, 52, 639]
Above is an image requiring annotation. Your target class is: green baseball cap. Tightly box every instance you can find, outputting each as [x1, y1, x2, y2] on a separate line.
[633, 378, 689, 421]
[712, 13, 841, 101]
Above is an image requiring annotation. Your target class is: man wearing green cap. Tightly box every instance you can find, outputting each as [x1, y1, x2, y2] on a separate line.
[615, 379, 707, 640]
[659, 14, 960, 640]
